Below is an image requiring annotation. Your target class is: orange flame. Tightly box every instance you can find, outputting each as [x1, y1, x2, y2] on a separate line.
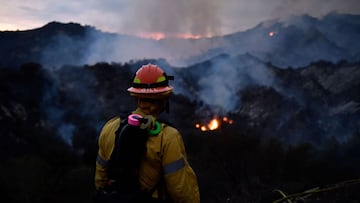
[208, 118, 220, 130]
[195, 116, 234, 132]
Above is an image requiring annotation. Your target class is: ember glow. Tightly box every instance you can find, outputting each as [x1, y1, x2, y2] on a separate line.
[195, 116, 234, 132]
[222, 117, 234, 124]
[268, 31, 277, 37]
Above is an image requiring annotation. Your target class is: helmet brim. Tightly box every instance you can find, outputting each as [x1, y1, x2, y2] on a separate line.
[127, 86, 173, 94]
[128, 86, 173, 99]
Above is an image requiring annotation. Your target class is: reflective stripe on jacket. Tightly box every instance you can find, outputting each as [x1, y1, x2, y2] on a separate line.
[95, 109, 200, 203]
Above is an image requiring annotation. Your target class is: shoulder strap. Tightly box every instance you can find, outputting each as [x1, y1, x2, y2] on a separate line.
[115, 118, 128, 138]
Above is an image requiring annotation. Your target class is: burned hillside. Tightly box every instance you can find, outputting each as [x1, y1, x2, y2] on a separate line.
[0, 58, 359, 202]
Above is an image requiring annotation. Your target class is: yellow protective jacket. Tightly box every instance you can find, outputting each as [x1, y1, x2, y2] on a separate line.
[95, 109, 200, 203]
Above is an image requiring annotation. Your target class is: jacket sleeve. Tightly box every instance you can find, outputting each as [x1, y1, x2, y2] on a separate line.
[161, 127, 200, 203]
[95, 117, 121, 190]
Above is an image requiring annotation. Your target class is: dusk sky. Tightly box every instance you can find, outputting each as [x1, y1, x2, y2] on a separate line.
[1, 0, 360, 38]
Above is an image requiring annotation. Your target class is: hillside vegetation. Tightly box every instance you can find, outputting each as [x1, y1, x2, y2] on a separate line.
[1, 60, 359, 202]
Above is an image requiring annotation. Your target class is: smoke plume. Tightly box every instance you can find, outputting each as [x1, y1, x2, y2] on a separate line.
[121, 0, 224, 37]
[193, 54, 277, 112]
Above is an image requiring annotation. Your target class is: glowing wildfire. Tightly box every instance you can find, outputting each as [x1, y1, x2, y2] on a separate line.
[137, 32, 208, 40]
[195, 117, 234, 131]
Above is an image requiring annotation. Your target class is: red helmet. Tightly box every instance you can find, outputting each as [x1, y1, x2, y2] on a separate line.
[128, 64, 174, 98]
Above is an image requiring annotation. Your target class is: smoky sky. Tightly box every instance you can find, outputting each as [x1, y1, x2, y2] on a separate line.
[112, 0, 360, 36]
[1, 0, 360, 36]
[123, 0, 224, 36]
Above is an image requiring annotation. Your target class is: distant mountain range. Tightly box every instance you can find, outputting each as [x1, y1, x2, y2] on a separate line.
[1, 12, 359, 68]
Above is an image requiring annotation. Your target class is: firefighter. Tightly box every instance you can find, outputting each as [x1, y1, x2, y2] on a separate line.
[95, 64, 200, 203]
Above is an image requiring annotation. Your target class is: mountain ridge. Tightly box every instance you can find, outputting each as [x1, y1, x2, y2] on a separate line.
[1, 12, 359, 68]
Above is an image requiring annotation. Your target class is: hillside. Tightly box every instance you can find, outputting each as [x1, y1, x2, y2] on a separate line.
[1, 57, 359, 202]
